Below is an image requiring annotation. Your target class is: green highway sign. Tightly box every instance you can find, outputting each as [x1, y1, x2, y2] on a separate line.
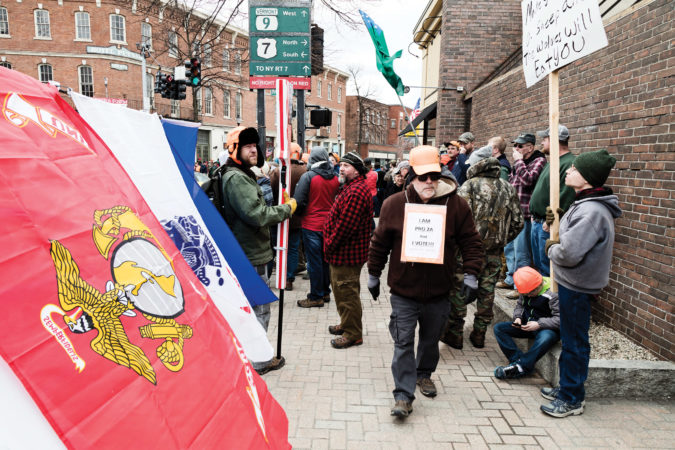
[250, 62, 312, 76]
[251, 36, 310, 62]
[249, 7, 310, 34]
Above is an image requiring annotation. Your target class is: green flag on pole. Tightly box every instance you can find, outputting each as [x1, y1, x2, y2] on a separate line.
[359, 10, 405, 96]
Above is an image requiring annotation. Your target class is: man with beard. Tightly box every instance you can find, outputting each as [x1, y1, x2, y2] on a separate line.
[368, 145, 484, 418]
[220, 126, 297, 375]
[323, 152, 373, 349]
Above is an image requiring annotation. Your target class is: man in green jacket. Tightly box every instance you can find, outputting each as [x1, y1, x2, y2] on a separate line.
[221, 126, 297, 375]
[529, 125, 576, 276]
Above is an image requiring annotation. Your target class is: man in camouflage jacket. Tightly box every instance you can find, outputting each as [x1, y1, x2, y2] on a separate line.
[442, 148, 524, 349]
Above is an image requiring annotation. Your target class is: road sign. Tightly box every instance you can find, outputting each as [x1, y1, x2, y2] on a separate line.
[250, 62, 311, 77]
[251, 37, 309, 62]
[249, 76, 311, 90]
[249, 0, 311, 79]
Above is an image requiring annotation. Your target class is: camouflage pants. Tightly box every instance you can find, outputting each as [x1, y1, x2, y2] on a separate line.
[444, 249, 502, 338]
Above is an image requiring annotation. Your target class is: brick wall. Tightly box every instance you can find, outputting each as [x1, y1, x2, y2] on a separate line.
[468, 0, 674, 360]
[437, 0, 523, 144]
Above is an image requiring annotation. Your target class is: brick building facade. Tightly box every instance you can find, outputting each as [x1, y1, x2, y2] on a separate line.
[0, 0, 347, 161]
[417, 0, 673, 360]
[345, 96, 408, 162]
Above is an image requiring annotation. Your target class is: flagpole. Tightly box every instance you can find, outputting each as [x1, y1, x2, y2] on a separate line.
[396, 94, 420, 146]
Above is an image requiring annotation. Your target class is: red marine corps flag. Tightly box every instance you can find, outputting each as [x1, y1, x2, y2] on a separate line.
[0, 68, 289, 448]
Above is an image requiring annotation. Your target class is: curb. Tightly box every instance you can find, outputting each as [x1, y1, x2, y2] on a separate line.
[492, 290, 675, 399]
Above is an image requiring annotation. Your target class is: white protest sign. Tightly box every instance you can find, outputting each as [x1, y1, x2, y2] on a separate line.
[400, 204, 447, 264]
[522, 0, 608, 87]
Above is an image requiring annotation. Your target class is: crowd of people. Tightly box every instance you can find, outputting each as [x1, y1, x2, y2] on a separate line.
[212, 123, 621, 421]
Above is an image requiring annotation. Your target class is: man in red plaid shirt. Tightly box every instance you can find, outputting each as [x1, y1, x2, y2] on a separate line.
[323, 151, 374, 349]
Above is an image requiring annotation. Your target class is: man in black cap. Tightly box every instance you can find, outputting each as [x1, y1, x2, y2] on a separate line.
[451, 131, 476, 185]
[220, 126, 297, 375]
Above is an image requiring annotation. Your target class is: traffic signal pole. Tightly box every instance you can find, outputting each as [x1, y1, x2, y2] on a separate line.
[140, 45, 149, 112]
[296, 89, 305, 151]
[257, 89, 266, 156]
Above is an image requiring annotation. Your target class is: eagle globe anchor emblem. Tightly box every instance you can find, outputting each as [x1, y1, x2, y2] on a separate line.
[47, 206, 193, 384]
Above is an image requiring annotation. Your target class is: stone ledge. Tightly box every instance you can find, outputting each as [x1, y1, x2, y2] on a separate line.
[491, 291, 675, 399]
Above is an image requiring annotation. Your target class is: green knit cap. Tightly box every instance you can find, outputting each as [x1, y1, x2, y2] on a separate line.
[574, 149, 616, 187]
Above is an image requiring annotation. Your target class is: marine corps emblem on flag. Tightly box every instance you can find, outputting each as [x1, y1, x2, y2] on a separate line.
[42, 206, 193, 385]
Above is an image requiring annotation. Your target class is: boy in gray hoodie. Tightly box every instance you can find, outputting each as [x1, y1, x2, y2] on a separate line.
[540, 149, 621, 418]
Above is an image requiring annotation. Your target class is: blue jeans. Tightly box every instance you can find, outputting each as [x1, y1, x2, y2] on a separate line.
[505, 221, 533, 285]
[530, 220, 550, 276]
[493, 321, 559, 373]
[302, 229, 331, 300]
[286, 229, 301, 282]
[557, 284, 591, 405]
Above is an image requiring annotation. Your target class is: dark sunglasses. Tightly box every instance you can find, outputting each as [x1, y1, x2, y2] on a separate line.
[417, 172, 442, 182]
[514, 144, 524, 148]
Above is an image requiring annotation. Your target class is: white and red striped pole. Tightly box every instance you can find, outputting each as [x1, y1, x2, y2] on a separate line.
[274, 78, 293, 358]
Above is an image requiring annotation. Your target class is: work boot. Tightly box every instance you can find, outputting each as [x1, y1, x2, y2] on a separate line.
[297, 297, 324, 308]
[495, 281, 514, 289]
[416, 378, 437, 397]
[390, 400, 413, 418]
[255, 356, 286, 376]
[286, 280, 293, 291]
[469, 330, 485, 348]
[440, 332, 463, 350]
[328, 324, 344, 335]
[322, 294, 331, 303]
[330, 336, 363, 349]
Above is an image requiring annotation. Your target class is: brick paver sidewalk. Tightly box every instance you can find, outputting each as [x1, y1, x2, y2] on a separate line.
[263, 265, 674, 449]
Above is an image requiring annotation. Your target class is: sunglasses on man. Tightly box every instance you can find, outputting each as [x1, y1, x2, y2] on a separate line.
[416, 172, 442, 182]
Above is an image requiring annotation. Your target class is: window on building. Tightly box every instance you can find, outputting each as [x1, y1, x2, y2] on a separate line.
[327, 83, 332, 100]
[75, 11, 91, 40]
[34, 9, 50, 38]
[168, 31, 178, 57]
[38, 64, 53, 82]
[196, 130, 211, 162]
[110, 14, 126, 43]
[223, 89, 231, 118]
[78, 65, 94, 97]
[337, 114, 341, 135]
[204, 87, 213, 115]
[145, 74, 154, 108]
[391, 119, 396, 129]
[195, 88, 202, 115]
[203, 43, 212, 67]
[337, 86, 342, 103]
[377, 112, 380, 125]
[0, 7, 8, 36]
[234, 53, 241, 75]
[235, 92, 242, 121]
[141, 22, 152, 49]
[171, 99, 180, 118]
[222, 49, 230, 71]
[0, 61, 11, 69]
[317, 80, 322, 97]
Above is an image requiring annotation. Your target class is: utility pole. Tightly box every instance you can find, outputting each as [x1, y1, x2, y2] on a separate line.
[138, 43, 150, 112]
[297, 90, 305, 151]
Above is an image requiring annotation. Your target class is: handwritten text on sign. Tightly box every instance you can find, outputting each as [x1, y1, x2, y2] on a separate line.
[521, 0, 608, 87]
[401, 204, 447, 265]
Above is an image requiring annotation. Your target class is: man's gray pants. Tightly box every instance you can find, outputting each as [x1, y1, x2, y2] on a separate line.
[251, 264, 272, 371]
[389, 293, 450, 402]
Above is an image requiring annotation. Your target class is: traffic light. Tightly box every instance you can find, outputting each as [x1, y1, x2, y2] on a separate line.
[160, 74, 174, 99]
[173, 79, 187, 100]
[185, 58, 201, 86]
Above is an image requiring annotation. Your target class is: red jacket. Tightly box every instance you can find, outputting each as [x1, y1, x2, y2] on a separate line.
[323, 176, 373, 266]
[368, 180, 484, 302]
[293, 162, 339, 232]
[366, 170, 378, 196]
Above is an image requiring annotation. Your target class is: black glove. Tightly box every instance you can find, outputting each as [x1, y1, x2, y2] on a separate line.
[545, 239, 560, 255]
[367, 274, 380, 301]
[462, 273, 479, 305]
[545, 206, 565, 228]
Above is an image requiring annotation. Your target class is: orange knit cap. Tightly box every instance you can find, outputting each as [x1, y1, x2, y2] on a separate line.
[513, 267, 543, 294]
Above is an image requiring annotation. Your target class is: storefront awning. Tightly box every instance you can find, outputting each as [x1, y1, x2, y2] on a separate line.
[398, 102, 437, 136]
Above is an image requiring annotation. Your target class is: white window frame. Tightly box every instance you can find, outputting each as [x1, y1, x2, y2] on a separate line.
[222, 49, 230, 71]
[0, 7, 10, 37]
[203, 86, 213, 115]
[168, 31, 178, 58]
[109, 14, 126, 44]
[145, 73, 154, 108]
[38, 64, 53, 82]
[75, 11, 91, 41]
[203, 43, 212, 68]
[327, 82, 332, 101]
[78, 65, 94, 97]
[223, 89, 231, 118]
[317, 80, 322, 97]
[141, 22, 152, 49]
[337, 86, 342, 103]
[195, 88, 202, 115]
[234, 53, 241, 75]
[337, 114, 342, 135]
[235, 91, 242, 121]
[391, 119, 396, 129]
[34, 9, 51, 39]
[171, 99, 180, 118]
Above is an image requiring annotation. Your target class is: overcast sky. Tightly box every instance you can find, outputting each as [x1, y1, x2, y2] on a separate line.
[314, 0, 427, 108]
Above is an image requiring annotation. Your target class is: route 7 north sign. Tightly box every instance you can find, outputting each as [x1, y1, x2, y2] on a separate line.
[249, 0, 311, 78]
